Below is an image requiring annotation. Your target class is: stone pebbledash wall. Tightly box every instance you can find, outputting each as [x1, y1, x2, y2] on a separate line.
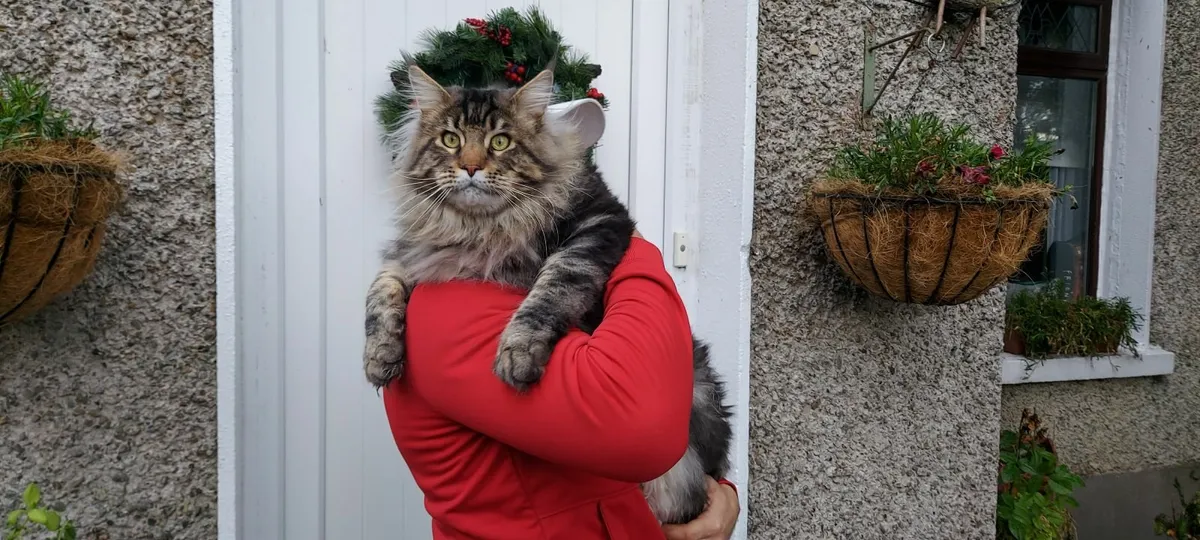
[749, 1, 1017, 537]
[0, 0, 217, 538]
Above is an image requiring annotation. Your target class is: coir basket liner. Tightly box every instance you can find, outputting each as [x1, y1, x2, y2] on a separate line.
[807, 181, 1052, 305]
[0, 139, 123, 326]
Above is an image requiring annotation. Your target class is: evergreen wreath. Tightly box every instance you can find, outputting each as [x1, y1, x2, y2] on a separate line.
[375, 6, 609, 135]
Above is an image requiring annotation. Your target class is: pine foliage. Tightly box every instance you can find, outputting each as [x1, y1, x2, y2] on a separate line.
[375, 6, 608, 133]
[0, 73, 97, 149]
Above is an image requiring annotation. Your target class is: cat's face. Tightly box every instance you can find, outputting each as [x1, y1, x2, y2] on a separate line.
[399, 66, 573, 217]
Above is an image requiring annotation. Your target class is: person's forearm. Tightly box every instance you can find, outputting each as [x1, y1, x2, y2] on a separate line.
[409, 238, 694, 482]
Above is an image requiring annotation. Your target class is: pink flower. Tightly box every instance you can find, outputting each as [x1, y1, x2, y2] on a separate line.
[990, 144, 1005, 160]
[915, 160, 936, 178]
[960, 165, 991, 186]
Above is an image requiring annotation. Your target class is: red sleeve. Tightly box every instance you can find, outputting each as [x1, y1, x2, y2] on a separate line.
[402, 238, 694, 483]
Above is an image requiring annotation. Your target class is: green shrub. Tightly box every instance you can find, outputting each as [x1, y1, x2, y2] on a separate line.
[827, 113, 1061, 198]
[997, 409, 1083, 540]
[1006, 279, 1142, 359]
[4, 484, 76, 540]
[0, 73, 97, 149]
[1153, 473, 1199, 539]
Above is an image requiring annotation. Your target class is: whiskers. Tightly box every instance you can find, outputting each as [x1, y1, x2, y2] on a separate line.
[393, 179, 449, 228]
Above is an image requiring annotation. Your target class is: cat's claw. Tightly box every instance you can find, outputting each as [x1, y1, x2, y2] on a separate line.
[493, 326, 553, 392]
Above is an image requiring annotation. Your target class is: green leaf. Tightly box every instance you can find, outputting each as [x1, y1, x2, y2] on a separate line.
[62, 521, 78, 540]
[45, 510, 61, 531]
[1046, 479, 1071, 495]
[1001, 464, 1020, 483]
[6, 509, 21, 527]
[27, 508, 47, 525]
[23, 484, 40, 509]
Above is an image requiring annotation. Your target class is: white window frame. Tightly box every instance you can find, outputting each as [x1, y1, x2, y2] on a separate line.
[1003, 0, 1175, 385]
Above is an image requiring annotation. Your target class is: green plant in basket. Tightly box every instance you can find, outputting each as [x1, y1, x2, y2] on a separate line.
[4, 484, 77, 540]
[805, 113, 1072, 305]
[826, 113, 1068, 201]
[1005, 279, 1143, 359]
[997, 409, 1083, 540]
[0, 73, 121, 328]
[1153, 472, 1200, 539]
[0, 74, 97, 149]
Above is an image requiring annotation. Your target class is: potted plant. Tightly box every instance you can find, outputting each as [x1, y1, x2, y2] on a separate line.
[1004, 280, 1143, 358]
[997, 409, 1084, 540]
[1153, 473, 1199, 539]
[0, 73, 123, 327]
[806, 113, 1065, 305]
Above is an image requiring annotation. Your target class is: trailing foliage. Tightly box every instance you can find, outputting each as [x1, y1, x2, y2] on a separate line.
[828, 113, 1065, 201]
[1153, 473, 1200, 539]
[375, 6, 608, 133]
[1006, 279, 1142, 359]
[0, 74, 97, 150]
[997, 409, 1084, 540]
[4, 484, 77, 540]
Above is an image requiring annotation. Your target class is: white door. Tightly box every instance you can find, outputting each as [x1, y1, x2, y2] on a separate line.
[234, 1, 671, 539]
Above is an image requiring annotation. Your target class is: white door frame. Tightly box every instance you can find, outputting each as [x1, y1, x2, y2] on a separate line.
[212, 0, 759, 537]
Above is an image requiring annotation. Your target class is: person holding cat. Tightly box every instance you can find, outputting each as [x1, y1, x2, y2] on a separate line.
[382, 229, 739, 539]
[366, 62, 739, 539]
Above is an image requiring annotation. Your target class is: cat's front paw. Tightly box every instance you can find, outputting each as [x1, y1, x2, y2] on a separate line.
[493, 323, 554, 392]
[364, 328, 405, 389]
[363, 273, 409, 389]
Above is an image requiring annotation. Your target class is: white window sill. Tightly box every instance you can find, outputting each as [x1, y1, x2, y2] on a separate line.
[1001, 345, 1176, 385]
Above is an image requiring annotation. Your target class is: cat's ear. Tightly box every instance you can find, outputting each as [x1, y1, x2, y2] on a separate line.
[406, 64, 451, 113]
[512, 60, 556, 117]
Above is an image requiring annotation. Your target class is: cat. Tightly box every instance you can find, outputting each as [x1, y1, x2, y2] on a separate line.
[362, 59, 733, 524]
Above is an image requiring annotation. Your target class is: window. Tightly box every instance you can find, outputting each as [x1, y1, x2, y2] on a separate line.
[1008, 0, 1112, 300]
[1001, 0, 1177, 384]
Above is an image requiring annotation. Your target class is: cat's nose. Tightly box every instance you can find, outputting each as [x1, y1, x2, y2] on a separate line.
[464, 165, 481, 177]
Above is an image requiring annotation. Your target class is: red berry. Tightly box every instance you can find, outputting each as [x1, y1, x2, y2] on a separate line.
[517, 65, 525, 74]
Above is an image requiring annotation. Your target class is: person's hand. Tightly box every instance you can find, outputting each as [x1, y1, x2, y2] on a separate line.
[661, 476, 739, 540]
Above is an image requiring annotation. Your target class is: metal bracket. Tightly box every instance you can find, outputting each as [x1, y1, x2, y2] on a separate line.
[862, 21, 930, 115]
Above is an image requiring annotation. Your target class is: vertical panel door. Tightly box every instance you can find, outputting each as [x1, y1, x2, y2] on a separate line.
[237, 1, 657, 539]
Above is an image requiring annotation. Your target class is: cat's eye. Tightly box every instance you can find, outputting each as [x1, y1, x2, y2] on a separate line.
[489, 134, 511, 152]
[441, 132, 461, 148]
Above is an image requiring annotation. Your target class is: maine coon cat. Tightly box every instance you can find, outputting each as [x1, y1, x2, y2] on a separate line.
[362, 60, 733, 524]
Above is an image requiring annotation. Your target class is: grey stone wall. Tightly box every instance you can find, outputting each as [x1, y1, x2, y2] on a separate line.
[1000, 0, 1200, 477]
[0, 1, 216, 539]
[749, 1, 1016, 538]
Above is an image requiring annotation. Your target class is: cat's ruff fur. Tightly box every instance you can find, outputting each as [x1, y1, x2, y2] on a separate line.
[362, 62, 733, 524]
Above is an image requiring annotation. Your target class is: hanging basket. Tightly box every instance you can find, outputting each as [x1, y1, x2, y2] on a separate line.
[0, 139, 123, 327]
[806, 180, 1052, 305]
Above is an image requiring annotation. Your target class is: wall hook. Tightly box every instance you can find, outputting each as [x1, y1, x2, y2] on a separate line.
[861, 19, 933, 116]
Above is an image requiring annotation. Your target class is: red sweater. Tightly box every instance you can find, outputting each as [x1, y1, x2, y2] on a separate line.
[384, 238, 696, 540]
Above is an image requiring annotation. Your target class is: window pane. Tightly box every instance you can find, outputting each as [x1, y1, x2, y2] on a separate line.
[1018, 1, 1101, 53]
[1008, 75, 1098, 300]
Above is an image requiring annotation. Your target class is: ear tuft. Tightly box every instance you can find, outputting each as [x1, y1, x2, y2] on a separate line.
[512, 63, 555, 117]
[406, 63, 451, 112]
